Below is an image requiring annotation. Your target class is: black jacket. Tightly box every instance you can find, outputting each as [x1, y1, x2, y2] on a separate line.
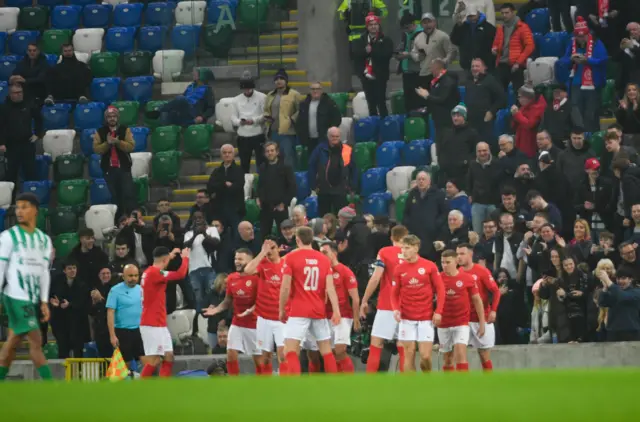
[614, 166, 640, 219]
[557, 141, 596, 192]
[117, 223, 155, 266]
[96, 125, 133, 172]
[437, 224, 470, 257]
[206, 288, 231, 333]
[295, 93, 342, 147]
[70, 245, 110, 289]
[496, 147, 530, 189]
[207, 161, 246, 218]
[616, 106, 640, 135]
[46, 54, 91, 101]
[352, 32, 394, 82]
[438, 124, 479, 171]
[462, 72, 505, 124]
[467, 157, 500, 205]
[450, 15, 496, 71]
[541, 98, 575, 147]
[403, 186, 448, 257]
[12, 53, 49, 101]
[0, 98, 43, 149]
[425, 71, 460, 133]
[49, 276, 91, 340]
[598, 284, 640, 333]
[574, 174, 614, 229]
[109, 256, 138, 278]
[490, 203, 529, 234]
[340, 217, 374, 267]
[535, 162, 572, 213]
[511, 175, 537, 207]
[257, 158, 296, 207]
[600, 146, 639, 177]
[493, 231, 524, 273]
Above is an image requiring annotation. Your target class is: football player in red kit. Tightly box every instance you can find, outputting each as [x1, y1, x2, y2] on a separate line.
[320, 242, 360, 373]
[203, 249, 261, 376]
[279, 227, 341, 375]
[456, 244, 500, 371]
[438, 250, 485, 372]
[139, 247, 190, 378]
[361, 225, 409, 373]
[391, 235, 445, 373]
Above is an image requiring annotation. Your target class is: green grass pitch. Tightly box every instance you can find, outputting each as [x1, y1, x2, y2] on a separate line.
[1, 370, 638, 421]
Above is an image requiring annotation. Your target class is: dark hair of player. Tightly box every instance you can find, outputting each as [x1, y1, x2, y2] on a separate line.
[152, 246, 171, 259]
[235, 248, 254, 258]
[296, 226, 314, 245]
[390, 225, 409, 242]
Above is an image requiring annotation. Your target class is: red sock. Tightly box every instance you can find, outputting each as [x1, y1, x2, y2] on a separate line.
[322, 353, 338, 373]
[397, 346, 405, 373]
[140, 364, 156, 378]
[481, 360, 493, 371]
[285, 351, 301, 375]
[262, 362, 273, 375]
[159, 361, 173, 377]
[338, 357, 355, 373]
[255, 364, 262, 375]
[366, 345, 382, 373]
[308, 360, 321, 373]
[227, 360, 240, 376]
[442, 365, 455, 372]
[279, 361, 288, 375]
[456, 362, 469, 372]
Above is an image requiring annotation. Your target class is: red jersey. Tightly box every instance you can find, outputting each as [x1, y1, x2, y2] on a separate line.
[255, 258, 284, 321]
[326, 263, 358, 319]
[375, 246, 404, 310]
[440, 271, 478, 328]
[140, 259, 189, 327]
[390, 258, 444, 321]
[461, 264, 501, 323]
[282, 248, 333, 319]
[226, 272, 259, 329]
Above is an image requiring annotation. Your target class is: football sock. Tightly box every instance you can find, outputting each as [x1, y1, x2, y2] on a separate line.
[366, 345, 382, 373]
[442, 365, 455, 372]
[226, 360, 240, 376]
[322, 353, 338, 373]
[37, 365, 52, 380]
[140, 364, 156, 378]
[159, 361, 173, 377]
[263, 362, 273, 375]
[456, 362, 469, 372]
[308, 360, 321, 373]
[482, 360, 493, 371]
[255, 365, 262, 375]
[0, 366, 8, 381]
[397, 346, 406, 373]
[338, 357, 355, 373]
[278, 361, 288, 375]
[285, 351, 301, 375]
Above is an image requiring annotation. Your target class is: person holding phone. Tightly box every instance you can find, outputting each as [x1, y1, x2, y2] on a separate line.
[232, 71, 267, 174]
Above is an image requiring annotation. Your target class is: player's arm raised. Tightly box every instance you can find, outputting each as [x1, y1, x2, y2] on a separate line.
[360, 260, 384, 316]
[163, 248, 191, 282]
[244, 240, 271, 275]
[279, 273, 292, 322]
[483, 272, 501, 324]
[431, 268, 446, 327]
[326, 273, 341, 326]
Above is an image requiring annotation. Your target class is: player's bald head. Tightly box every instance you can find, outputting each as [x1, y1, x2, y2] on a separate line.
[123, 264, 139, 286]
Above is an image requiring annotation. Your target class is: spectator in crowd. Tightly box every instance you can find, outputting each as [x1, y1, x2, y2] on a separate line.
[512, 162, 536, 205]
[352, 13, 394, 117]
[207, 144, 245, 238]
[541, 84, 576, 149]
[153, 199, 181, 234]
[567, 218, 594, 264]
[71, 228, 109, 289]
[204, 273, 231, 351]
[475, 218, 497, 268]
[538, 254, 572, 343]
[584, 0, 623, 54]
[616, 83, 640, 149]
[493, 213, 522, 278]
[496, 134, 528, 188]
[462, 58, 505, 144]
[324, 213, 339, 240]
[277, 219, 297, 254]
[519, 213, 550, 292]
[495, 266, 525, 344]
[310, 217, 330, 246]
[596, 267, 640, 341]
[437, 104, 479, 187]
[559, 255, 589, 342]
[450, 6, 497, 74]
[211, 219, 233, 274]
[536, 129, 562, 162]
[291, 205, 308, 228]
[109, 241, 137, 279]
[434, 210, 470, 260]
[412, 13, 456, 86]
[0, 83, 42, 196]
[231, 71, 266, 174]
[185, 189, 212, 231]
[558, 129, 596, 193]
[233, 221, 260, 259]
[368, 215, 392, 255]
[616, 23, 640, 93]
[396, 13, 423, 112]
[257, 142, 296, 241]
[454, 0, 496, 26]
[601, 128, 639, 176]
[490, 186, 528, 234]
[559, 17, 608, 133]
[264, 68, 300, 167]
[529, 276, 551, 344]
[575, 158, 614, 240]
[404, 171, 447, 258]
[445, 179, 471, 223]
[511, 84, 547, 159]
[10, 43, 48, 103]
[154, 68, 215, 127]
[336, 205, 374, 287]
[516, 0, 546, 20]
[549, 0, 573, 33]
[527, 190, 564, 232]
[92, 106, 136, 222]
[625, 204, 640, 243]
[588, 231, 620, 270]
[116, 211, 154, 268]
[296, 82, 342, 154]
[89, 267, 114, 358]
[468, 141, 499, 233]
[612, 157, 640, 238]
[415, 58, 460, 141]
[44, 44, 90, 105]
[153, 213, 183, 262]
[491, 3, 534, 92]
[308, 127, 357, 216]
[617, 241, 640, 281]
[528, 227, 562, 286]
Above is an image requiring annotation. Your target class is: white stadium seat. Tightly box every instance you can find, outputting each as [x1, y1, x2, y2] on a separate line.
[85, 205, 118, 241]
[386, 166, 415, 200]
[243, 173, 254, 200]
[197, 314, 208, 344]
[352, 91, 369, 119]
[152, 49, 185, 82]
[57, 52, 90, 64]
[174, 1, 206, 25]
[0, 8, 20, 34]
[0, 182, 14, 209]
[43, 129, 76, 160]
[103, 0, 129, 6]
[167, 309, 196, 345]
[73, 28, 104, 55]
[214, 97, 235, 133]
[527, 57, 558, 86]
[339, 117, 353, 143]
[130, 152, 152, 178]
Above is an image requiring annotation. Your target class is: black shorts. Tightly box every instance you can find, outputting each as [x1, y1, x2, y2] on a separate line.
[115, 328, 144, 362]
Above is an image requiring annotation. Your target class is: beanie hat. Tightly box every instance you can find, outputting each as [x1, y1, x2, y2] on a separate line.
[451, 103, 467, 119]
[274, 68, 289, 82]
[518, 83, 536, 99]
[585, 157, 601, 171]
[105, 105, 119, 118]
[365, 12, 381, 26]
[338, 205, 357, 221]
[239, 70, 255, 89]
[574, 16, 589, 36]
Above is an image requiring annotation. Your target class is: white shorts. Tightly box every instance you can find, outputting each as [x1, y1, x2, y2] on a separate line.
[285, 317, 331, 343]
[256, 317, 285, 352]
[302, 332, 318, 351]
[228, 324, 260, 355]
[437, 326, 470, 353]
[398, 320, 434, 343]
[371, 310, 399, 340]
[331, 318, 353, 346]
[140, 325, 173, 356]
[468, 322, 495, 349]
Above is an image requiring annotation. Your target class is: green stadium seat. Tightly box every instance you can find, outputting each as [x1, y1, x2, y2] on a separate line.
[133, 176, 149, 205]
[606, 61, 621, 81]
[152, 150, 182, 184]
[54, 154, 85, 182]
[151, 125, 182, 153]
[328, 92, 348, 116]
[53, 233, 79, 258]
[36, 208, 48, 232]
[245, 199, 260, 224]
[354, 141, 376, 171]
[57, 179, 89, 207]
[404, 117, 427, 142]
[601, 79, 616, 111]
[183, 124, 213, 157]
[43, 343, 59, 360]
[110, 101, 140, 127]
[19, 6, 49, 31]
[390, 91, 405, 115]
[590, 130, 605, 158]
[535, 84, 553, 104]
[145, 101, 168, 129]
[346, 193, 361, 214]
[121, 51, 152, 77]
[395, 192, 409, 223]
[295, 145, 308, 171]
[90, 52, 120, 78]
[238, 0, 269, 28]
[203, 24, 235, 58]
[50, 206, 79, 236]
[42, 30, 72, 55]
[252, 173, 259, 197]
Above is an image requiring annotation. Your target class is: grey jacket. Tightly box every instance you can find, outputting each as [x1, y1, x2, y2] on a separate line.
[411, 28, 457, 76]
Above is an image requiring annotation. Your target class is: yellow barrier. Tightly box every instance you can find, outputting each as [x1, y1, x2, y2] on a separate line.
[64, 358, 110, 382]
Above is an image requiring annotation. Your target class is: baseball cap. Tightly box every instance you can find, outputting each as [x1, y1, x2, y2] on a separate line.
[280, 219, 294, 230]
[421, 12, 435, 21]
[585, 158, 600, 171]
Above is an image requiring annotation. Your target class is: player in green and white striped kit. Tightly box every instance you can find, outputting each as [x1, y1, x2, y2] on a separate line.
[0, 193, 53, 381]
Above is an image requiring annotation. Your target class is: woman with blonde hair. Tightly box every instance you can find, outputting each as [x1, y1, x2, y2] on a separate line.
[567, 218, 593, 264]
[616, 83, 640, 149]
[204, 273, 231, 351]
[587, 259, 615, 342]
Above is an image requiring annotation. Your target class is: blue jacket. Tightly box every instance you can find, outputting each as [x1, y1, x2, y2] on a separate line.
[446, 192, 472, 224]
[558, 38, 608, 89]
[308, 141, 358, 195]
[598, 284, 640, 333]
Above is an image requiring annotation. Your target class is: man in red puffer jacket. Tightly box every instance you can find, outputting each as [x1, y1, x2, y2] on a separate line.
[511, 84, 547, 159]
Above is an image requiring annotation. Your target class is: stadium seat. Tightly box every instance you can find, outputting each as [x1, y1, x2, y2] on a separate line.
[237, 0, 269, 28]
[390, 91, 404, 115]
[82, 4, 112, 28]
[34, 155, 52, 181]
[131, 151, 152, 178]
[133, 175, 149, 205]
[110, 100, 139, 126]
[152, 150, 182, 184]
[183, 124, 212, 157]
[54, 153, 85, 182]
[145, 100, 168, 128]
[69, 0, 98, 5]
[51, 5, 82, 30]
[42, 29, 72, 55]
[0, 33, 6, 56]
[130, 126, 149, 152]
[339, 117, 353, 143]
[138, 26, 167, 53]
[202, 23, 234, 58]
[0, 208, 5, 230]
[22, 180, 53, 206]
[328, 92, 348, 116]
[53, 232, 80, 258]
[295, 171, 310, 201]
[122, 51, 152, 77]
[167, 309, 196, 346]
[0, 8, 20, 34]
[90, 51, 120, 77]
[105, 26, 136, 53]
[37, 0, 65, 7]
[404, 116, 427, 142]
[151, 125, 181, 152]
[494, 108, 511, 138]
[302, 195, 318, 219]
[354, 116, 380, 143]
[6, 0, 31, 7]
[214, 97, 235, 132]
[295, 145, 308, 171]
[363, 192, 392, 217]
[376, 141, 404, 168]
[243, 173, 254, 200]
[352, 91, 369, 119]
[175, 1, 206, 25]
[458, 85, 466, 103]
[0, 55, 20, 81]
[89, 153, 103, 178]
[171, 25, 201, 55]
[123, 76, 154, 103]
[113, 3, 143, 27]
[9, 30, 38, 56]
[353, 141, 376, 171]
[402, 139, 431, 167]
[103, 0, 129, 6]
[57, 179, 89, 207]
[73, 28, 105, 54]
[80, 128, 97, 156]
[379, 114, 404, 142]
[0, 81, 8, 104]
[85, 204, 117, 240]
[589, 130, 605, 157]
[386, 166, 415, 200]
[152, 49, 185, 81]
[539, 31, 569, 58]
[42, 103, 73, 131]
[525, 8, 550, 34]
[50, 206, 79, 235]
[75, 102, 106, 130]
[35, 207, 48, 231]
[394, 191, 408, 223]
[207, 0, 237, 24]
[91, 77, 120, 104]
[507, 84, 515, 108]
[0, 182, 14, 208]
[145, 3, 174, 26]
[360, 167, 389, 197]
[45, 54, 58, 67]
[602, 79, 616, 111]
[64, 51, 91, 64]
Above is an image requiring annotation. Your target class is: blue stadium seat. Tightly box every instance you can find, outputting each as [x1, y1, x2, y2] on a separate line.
[42, 103, 73, 130]
[0, 208, 5, 231]
[145, 2, 174, 26]
[507, 84, 515, 108]
[525, 8, 550, 35]
[9, 31, 39, 56]
[533, 33, 544, 58]
[82, 342, 100, 358]
[37, 0, 65, 7]
[295, 171, 310, 201]
[6, 0, 32, 7]
[402, 139, 432, 167]
[0, 55, 21, 82]
[68, 0, 97, 5]
[123, 76, 154, 103]
[113, 3, 143, 27]
[539, 31, 569, 58]
[428, 116, 436, 140]
[554, 60, 570, 86]
[379, 114, 404, 143]
[34, 155, 52, 181]
[105, 26, 136, 53]
[0, 81, 8, 104]
[80, 128, 97, 156]
[22, 180, 53, 206]
[171, 25, 201, 56]
[82, 4, 112, 28]
[363, 192, 392, 217]
[89, 154, 103, 179]
[458, 85, 466, 103]
[361, 167, 389, 197]
[138, 26, 167, 53]
[0, 33, 6, 56]
[74, 102, 106, 130]
[45, 54, 58, 66]
[354, 116, 380, 143]
[302, 195, 318, 219]
[376, 141, 404, 168]
[493, 108, 511, 139]
[130, 126, 149, 152]
[51, 5, 82, 30]
[207, 0, 237, 24]
[91, 77, 121, 104]
[90, 178, 112, 204]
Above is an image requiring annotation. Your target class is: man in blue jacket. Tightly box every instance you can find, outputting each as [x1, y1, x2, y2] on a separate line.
[597, 267, 640, 342]
[308, 127, 358, 216]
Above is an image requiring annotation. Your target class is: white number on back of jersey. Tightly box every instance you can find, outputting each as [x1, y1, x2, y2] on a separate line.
[303, 266, 319, 291]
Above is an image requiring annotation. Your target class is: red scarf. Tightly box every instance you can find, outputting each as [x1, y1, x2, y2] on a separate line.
[431, 70, 447, 88]
[598, 0, 609, 19]
[364, 34, 378, 79]
[571, 35, 595, 90]
[109, 130, 120, 168]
